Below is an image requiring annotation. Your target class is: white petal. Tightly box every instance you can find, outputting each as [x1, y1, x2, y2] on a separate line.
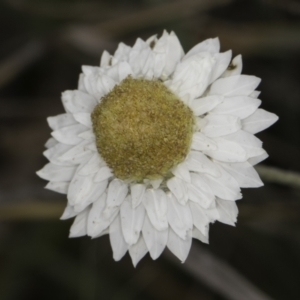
[171, 161, 191, 183]
[191, 132, 218, 151]
[100, 50, 111, 67]
[170, 52, 215, 101]
[131, 184, 146, 209]
[147, 35, 158, 48]
[128, 38, 149, 76]
[43, 143, 73, 166]
[209, 75, 261, 97]
[61, 90, 97, 113]
[142, 214, 168, 260]
[195, 117, 207, 131]
[143, 189, 168, 231]
[92, 228, 109, 239]
[155, 31, 184, 79]
[82, 65, 100, 76]
[47, 114, 76, 130]
[153, 53, 165, 78]
[146, 34, 157, 47]
[129, 235, 148, 267]
[219, 161, 263, 188]
[167, 228, 192, 263]
[224, 130, 265, 158]
[97, 74, 116, 96]
[184, 38, 220, 60]
[167, 177, 189, 205]
[154, 31, 172, 54]
[45, 137, 58, 148]
[78, 153, 102, 176]
[118, 61, 133, 81]
[87, 193, 118, 237]
[94, 166, 113, 182]
[83, 73, 102, 99]
[149, 31, 168, 78]
[105, 63, 121, 82]
[212, 96, 261, 119]
[85, 142, 97, 151]
[120, 196, 146, 245]
[109, 215, 128, 261]
[150, 178, 163, 189]
[216, 198, 238, 226]
[73, 180, 108, 213]
[198, 166, 242, 201]
[37, 163, 76, 182]
[189, 202, 210, 235]
[67, 171, 93, 205]
[73, 113, 92, 128]
[46, 181, 69, 194]
[192, 227, 209, 244]
[242, 109, 278, 134]
[78, 130, 95, 140]
[57, 141, 93, 165]
[139, 48, 155, 78]
[222, 55, 243, 77]
[60, 204, 77, 220]
[249, 90, 261, 98]
[209, 50, 232, 84]
[143, 65, 154, 80]
[190, 95, 223, 116]
[69, 207, 90, 238]
[78, 73, 87, 92]
[166, 192, 193, 239]
[204, 206, 219, 222]
[187, 173, 215, 208]
[106, 179, 128, 209]
[248, 150, 268, 165]
[201, 114, 241, 137]
[113, 42, 131, 63]
[186, 151, 220, 177]
[202, 137, 247, 163]
[52, 124, 88, 145]
[141, 50, 156, 78]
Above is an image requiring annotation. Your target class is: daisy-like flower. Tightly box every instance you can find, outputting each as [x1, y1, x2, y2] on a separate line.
[37, 31, 278, 266]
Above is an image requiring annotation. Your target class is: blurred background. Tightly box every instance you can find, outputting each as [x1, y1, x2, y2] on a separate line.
[0, 0, 299, 299]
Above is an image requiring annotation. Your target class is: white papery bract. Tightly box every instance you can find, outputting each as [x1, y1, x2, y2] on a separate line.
[37, 31, 278, 266]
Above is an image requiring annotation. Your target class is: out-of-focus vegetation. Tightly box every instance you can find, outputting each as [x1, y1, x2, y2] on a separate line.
[0, 0, 300, 299]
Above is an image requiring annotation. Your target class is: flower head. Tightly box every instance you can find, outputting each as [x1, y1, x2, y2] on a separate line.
[37, 31, 278, 266]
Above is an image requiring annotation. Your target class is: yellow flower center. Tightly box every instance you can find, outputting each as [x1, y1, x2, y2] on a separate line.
[92, 76, 194, 182]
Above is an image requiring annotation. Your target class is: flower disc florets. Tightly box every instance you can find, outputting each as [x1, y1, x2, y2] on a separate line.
[91, 76, 194, 181]
[37, 31, 278, 267]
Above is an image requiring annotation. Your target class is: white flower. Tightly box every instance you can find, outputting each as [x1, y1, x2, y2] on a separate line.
[37, 31, 278, 266]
